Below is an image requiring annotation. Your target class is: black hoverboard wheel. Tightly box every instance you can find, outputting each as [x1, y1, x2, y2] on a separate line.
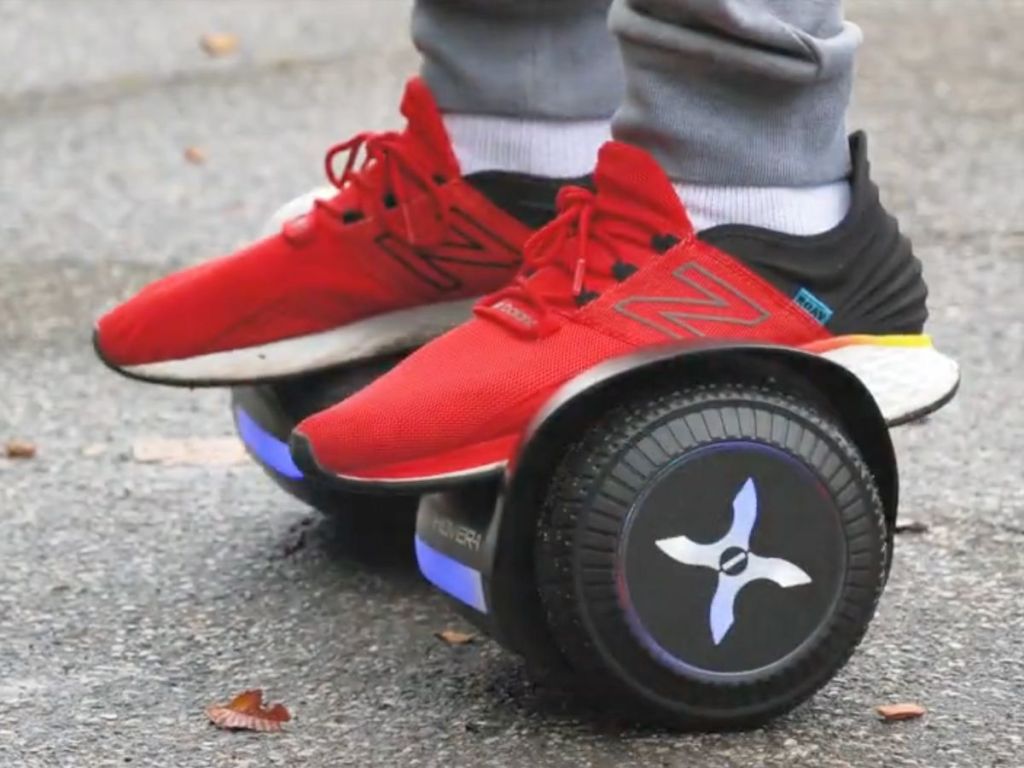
[414, 345, 916, 729]
[230, 354, 419, 529]
[535, 383, 883, 727]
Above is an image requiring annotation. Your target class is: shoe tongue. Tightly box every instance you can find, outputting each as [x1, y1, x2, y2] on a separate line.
[592, 140, 693, 234]
[480, 143, 694, 335]
[399, 77, 461, 177]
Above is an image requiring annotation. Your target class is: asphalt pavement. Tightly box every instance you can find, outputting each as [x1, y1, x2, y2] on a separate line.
[1, 1, 1021, 766]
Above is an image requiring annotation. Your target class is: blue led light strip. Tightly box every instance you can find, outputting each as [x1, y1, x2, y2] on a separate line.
[414, 536, 487, 613]
[234, 407, 304, 480]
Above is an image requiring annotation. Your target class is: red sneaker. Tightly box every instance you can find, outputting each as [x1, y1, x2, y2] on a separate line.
[94, 78, 561, 385]
[292, 135, 958, 489]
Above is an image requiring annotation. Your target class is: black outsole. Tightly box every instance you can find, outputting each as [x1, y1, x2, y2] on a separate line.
[288, 431, 504, 496]
[885, 375, 960, 428]
[92, 327, 301, 388]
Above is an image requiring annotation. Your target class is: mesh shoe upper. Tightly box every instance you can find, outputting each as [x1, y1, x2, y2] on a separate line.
[94, 78, 530, 370]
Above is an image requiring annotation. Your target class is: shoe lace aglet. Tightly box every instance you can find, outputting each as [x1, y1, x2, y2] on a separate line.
[571, 256, 586, 296]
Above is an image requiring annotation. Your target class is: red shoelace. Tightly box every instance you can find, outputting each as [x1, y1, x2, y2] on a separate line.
[476, 185, 676, 337]
[286, 130, 449, 247]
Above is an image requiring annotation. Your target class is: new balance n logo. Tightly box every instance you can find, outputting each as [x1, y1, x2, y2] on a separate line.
[375, 209, 519, 292]
[615, 262, 769, 339]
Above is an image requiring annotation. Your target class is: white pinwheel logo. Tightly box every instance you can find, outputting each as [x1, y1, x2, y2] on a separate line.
[655, 478, 811, 645]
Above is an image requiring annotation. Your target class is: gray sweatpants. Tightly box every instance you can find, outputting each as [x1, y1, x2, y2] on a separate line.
[412, 0, 861, 186]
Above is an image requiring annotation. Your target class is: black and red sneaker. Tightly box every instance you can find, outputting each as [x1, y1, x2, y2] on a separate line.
[291, 134, 959, 488]
[93, 78, 575, 385]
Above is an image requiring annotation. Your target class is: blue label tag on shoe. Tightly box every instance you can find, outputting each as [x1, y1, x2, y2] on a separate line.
[794, 288, 833, 325]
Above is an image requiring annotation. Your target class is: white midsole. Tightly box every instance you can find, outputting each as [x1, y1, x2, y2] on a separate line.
[819, 341, 960, 425]
[121, 297, 478, 382]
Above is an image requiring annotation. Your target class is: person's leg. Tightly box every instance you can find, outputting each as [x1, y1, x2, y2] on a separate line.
[412, 0, 624, 176]
[610, 0, 861, 233]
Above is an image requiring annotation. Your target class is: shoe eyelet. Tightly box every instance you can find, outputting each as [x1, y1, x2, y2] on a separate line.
[383, 193, 398, 209]
[432, 174, 447, 184]
[651, 233, 681, 253]
[575, 289, 600, 307]
[342, 210, 364, 224]
[612, 261, 638, 281]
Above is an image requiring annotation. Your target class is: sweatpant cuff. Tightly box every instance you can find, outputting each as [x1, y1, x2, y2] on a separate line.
[610, 6, 861, 186]
[412, 0, 623, 120]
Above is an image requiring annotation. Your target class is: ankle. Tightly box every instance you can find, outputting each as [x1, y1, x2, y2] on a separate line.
[443, 113, 610, 178]
[674, 181, 851, 235]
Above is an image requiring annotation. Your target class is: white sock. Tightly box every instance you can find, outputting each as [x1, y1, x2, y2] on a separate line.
[674, 181, 851, 235]
[443, 113, 610, 178]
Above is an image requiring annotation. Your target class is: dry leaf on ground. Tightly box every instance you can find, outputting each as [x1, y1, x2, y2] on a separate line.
[183, 146, 206, 165]
[876, 702, 926, 722]
[206, 689, 291, 733]
[894, 521, 930, 535]
[4, 440, 37, 459]
[435, 629, 476, 646]
[132, 437, 247, 467]
[199, 33, 239, 57]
